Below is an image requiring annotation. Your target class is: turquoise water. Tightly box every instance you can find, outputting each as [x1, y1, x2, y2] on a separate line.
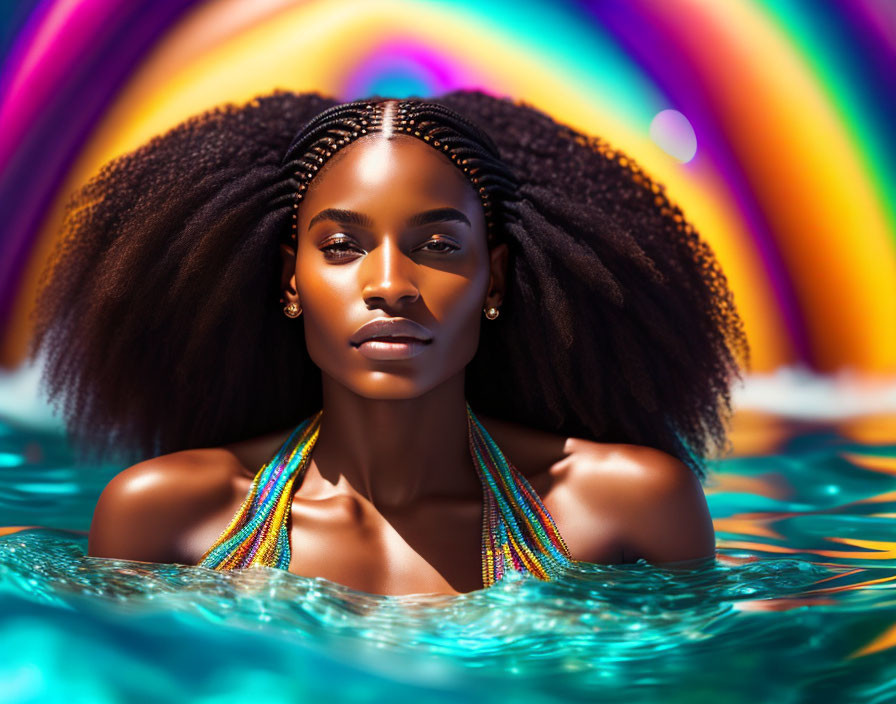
[1, 412, 895, 703]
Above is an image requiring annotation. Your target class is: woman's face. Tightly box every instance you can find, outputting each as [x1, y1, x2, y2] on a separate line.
[280, 133, 508, 399]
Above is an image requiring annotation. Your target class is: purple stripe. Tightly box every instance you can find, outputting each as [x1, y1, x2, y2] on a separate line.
[577, 0, 812, 365]
[0, 0, 195, 351]
[0, 0, 128, 165]
[831, 0, 896, 163]
[0, 0, 56, 104]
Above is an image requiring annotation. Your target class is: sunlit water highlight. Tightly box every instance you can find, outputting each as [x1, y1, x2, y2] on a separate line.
[1, 404, 895, 703]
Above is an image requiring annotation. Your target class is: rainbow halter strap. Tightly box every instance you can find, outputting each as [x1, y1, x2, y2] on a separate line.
[197, 402, 575, 588]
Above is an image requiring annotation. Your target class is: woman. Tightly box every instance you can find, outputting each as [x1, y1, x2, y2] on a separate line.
[28, 91, 749, 596]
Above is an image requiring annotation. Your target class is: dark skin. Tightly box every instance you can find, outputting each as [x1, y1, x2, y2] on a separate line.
[86, 128, 717, 596]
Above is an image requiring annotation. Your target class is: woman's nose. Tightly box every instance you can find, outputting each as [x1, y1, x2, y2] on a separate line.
[360, 237, 420, 308]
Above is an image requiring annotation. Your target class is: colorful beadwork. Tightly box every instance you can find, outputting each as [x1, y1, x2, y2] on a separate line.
[198, 402, 575, 588]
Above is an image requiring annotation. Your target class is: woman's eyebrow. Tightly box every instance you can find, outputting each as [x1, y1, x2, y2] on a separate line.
[307, 207, 471, 230]
[405, 207, 471, 229]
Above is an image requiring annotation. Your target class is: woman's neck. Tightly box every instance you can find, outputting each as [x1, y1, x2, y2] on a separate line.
[306, 371, 482, 509]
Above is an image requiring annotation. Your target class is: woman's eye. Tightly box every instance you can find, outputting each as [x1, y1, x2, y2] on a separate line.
[320, 237, 459, 260]
[320, 240, 362, 260]
[420, 238, 460, 254]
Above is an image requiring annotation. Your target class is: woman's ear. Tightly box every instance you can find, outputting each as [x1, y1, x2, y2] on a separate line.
[279, 243, 299, 304]
[485, 242, 509, 309]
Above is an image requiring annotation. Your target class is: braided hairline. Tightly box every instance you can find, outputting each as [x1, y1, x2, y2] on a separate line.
[281, 97, 521, 244]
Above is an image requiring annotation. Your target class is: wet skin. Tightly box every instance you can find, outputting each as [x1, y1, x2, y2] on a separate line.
[86, 117, 717, 596]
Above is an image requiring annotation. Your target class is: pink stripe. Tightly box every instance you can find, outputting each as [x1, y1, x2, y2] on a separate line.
[0, 0, 54, 104]
[0, 0, 125, 166]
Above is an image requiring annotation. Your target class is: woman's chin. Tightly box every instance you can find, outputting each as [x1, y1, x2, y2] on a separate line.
[342, 374, 435, 400]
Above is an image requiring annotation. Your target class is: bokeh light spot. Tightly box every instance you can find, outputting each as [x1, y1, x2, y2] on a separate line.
[649, 109, 697, 163]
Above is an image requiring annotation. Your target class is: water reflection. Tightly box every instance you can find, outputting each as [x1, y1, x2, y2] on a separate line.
[0, 411, 894, 703]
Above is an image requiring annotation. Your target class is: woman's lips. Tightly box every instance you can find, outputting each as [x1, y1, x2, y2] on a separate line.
[353, 336, 432, 360]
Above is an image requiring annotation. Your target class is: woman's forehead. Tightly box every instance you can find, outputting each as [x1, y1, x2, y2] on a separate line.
[303, 133, 474, 204]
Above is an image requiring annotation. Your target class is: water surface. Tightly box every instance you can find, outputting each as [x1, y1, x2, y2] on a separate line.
[1, 411, 895, 703]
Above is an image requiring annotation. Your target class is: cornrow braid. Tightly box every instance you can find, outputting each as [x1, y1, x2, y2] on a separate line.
[279, 97, 521, 245]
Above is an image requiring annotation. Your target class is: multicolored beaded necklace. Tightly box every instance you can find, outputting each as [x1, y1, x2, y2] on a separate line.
[197, 402, 575, 588]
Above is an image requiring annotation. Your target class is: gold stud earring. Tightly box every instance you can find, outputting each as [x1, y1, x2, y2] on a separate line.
[283, 301, 302, 318]
[484, 306, 500, 320]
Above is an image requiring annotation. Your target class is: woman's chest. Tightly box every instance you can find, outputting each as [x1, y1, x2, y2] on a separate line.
[179, 462, 625, 596]
[180, 486, 487, 596]
[286, 495, 488, 595]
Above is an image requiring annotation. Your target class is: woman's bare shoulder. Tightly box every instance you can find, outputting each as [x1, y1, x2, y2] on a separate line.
[476, 414, 714, 566]
[475, 413, 588, 479]
[557, 440, 717, 567]
[476, 411, 695, 485]
[87, 447, 244, 564]
[474, 412, 640, 480]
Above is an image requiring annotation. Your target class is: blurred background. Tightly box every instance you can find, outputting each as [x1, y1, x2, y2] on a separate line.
[1, 4, 895, 700]
[1, 0, 895, 450]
